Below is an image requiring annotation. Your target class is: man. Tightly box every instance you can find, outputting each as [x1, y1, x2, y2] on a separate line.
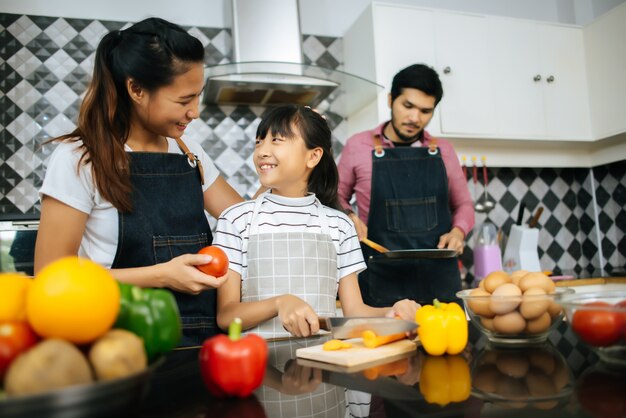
[337, 64, 474, 306]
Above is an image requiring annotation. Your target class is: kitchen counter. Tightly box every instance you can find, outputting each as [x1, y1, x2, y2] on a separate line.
[129, 323, 621, 418]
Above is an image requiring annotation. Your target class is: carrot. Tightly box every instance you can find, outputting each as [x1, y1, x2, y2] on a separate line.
[362, 330, 407, 348]
[322, 339, 352, 351]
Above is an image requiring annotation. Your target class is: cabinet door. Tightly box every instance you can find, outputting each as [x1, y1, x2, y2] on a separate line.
[487, 17, 546, 138]
[539, 25, 592, 139]
[371, 5, 441, 135]
[434, 12, 497, 135]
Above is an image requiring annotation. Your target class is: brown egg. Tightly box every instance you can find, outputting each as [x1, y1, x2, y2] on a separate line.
[529, 351, 556, 375]
[473, 364, 499, 393]
[489, 283, 522, 314]
[496, 352, 529, 378]
[484, 271, 512, 293]
[495, 374, 529, 400]
[534, 401, 559, 410]
[525, 369, 557, 396]
[478, 279, 486, 290]
[519, 272, 555, 293]
[520, 287, 550, 319]
[551, 362, 570, 391]
[525, 312, 552, 334]
[510, 269, 529, 287]
[468, 288, 495, 318]
[547, 300, 563, 318]
[493, 311, 526, 334]
[481, 317, 496, 331]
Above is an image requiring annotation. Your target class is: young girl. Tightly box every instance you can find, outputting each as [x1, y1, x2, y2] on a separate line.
[35, 18, 242, 344]
[214, 105, 418, 339]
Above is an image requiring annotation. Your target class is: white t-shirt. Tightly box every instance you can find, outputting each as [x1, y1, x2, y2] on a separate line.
[39, 138, 220, 268]
[212, 192, 366, 282]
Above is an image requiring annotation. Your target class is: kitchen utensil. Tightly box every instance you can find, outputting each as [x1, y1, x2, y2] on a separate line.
[502, 224, 541, 273]
[477, 156, 495, 212]
[473, 221, 503, 284]
[374, 248, 458, 260]
[318, 317, 417, 339]
[296, 338, 417, 368]
[528, 207, 544, 228]
[516, 202, 526, 225]
[361, 237, 389, 253]
[472, 157, 485, 213]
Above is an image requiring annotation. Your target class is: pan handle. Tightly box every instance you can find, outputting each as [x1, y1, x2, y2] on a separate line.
[318, 317, 331, 332]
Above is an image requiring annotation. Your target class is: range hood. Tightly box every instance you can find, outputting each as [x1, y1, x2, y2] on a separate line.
[203, 0, 382, 116]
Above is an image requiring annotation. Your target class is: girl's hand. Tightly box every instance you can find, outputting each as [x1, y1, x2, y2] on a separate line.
[160, 254, 229, 294]
[276, 295, 319, 337]
[386, 299, 421, 322]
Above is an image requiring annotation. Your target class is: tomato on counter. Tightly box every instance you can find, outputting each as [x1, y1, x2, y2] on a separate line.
[617, 300, 626, 339]
[571, 301, 624, 347]
[577, 364, 626, 418]
[0, 321, 38, 380]
[196, 246, 229, 277]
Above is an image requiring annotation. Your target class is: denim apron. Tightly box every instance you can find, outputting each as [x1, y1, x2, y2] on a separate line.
[242, 192, 338, 339]
[359, 134, 461, 307]
[111, 137, 216, 346]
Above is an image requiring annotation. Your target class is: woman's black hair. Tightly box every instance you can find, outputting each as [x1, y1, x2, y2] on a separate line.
[256, 105, 340, 210]
[58, 17, 204, 212]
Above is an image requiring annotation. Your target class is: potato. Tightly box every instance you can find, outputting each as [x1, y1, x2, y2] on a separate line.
[89, 329, 147, 380]
[483, 271, 512, 293]
[5, 339, 93, 396]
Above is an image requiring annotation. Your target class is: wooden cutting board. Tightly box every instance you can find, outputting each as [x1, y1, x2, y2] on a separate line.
[295, 338, 417, 368]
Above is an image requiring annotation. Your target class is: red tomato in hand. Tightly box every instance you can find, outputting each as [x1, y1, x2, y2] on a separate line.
[572, 302, 624, 347]
[196, 246, 229, 277]
[0, 320, 39, 379]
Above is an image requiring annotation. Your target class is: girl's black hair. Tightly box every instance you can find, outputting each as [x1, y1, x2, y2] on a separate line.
[256, 105, 340, 210]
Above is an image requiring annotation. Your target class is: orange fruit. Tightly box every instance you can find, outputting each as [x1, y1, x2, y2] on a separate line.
[0, 273, 32, 321]
[26, 256, 120, 344]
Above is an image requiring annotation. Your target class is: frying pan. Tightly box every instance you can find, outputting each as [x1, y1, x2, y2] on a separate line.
[362, 239, 458, 260]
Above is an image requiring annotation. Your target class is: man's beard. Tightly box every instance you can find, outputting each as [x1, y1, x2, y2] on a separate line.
[391, 120, 423, 143]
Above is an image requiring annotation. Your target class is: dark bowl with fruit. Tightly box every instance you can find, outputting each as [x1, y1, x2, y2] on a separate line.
[561, 291, 626, 366]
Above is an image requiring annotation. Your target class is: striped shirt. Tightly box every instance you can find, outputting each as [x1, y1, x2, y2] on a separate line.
[213, 192, 366, 282]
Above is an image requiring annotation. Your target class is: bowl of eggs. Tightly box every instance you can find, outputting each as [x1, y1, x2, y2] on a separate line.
[560, 291, 626, 366]
[457, 270, 574, 345]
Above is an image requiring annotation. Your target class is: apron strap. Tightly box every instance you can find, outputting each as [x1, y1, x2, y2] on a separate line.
[373, 134, 385, 158]
[172, 137, 205, 185]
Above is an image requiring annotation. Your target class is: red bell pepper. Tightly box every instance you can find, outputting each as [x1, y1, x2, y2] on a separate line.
[0, 320, 39, 380]
[199, 318, 268, 398]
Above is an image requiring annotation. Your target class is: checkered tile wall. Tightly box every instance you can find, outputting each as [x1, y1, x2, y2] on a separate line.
[1, 13, 624, 277]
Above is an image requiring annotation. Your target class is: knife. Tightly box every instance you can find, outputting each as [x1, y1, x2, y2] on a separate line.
[318, 317, 417, 339]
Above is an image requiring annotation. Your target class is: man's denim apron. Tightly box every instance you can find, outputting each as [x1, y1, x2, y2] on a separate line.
[111, 138, 216, 346]
[359, 134, 461, 307]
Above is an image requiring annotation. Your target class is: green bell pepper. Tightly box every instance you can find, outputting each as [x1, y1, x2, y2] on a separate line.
[114, 283, 182, 359]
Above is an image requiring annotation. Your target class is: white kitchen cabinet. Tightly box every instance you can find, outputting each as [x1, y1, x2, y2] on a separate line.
[583, 3, 626, 140]
[433, 12, 497, 136]
[344, 3, 592, 141]
[487, 17, 592, 140]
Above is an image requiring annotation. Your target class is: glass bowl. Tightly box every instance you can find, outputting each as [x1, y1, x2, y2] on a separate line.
[471, 343, 573, 410]
[457, 287, 574, 345]
[560, 291, 626, 366]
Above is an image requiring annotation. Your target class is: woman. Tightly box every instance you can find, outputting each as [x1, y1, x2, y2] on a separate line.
[35, 17, 242, 345]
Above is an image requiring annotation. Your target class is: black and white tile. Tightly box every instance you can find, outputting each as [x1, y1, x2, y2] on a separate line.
[0, 12, 624, 277]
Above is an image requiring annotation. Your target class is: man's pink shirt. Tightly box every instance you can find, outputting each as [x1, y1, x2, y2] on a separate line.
[337, 122, 475, 236]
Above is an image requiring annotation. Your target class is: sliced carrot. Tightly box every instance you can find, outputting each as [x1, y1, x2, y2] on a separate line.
[322, 339, 352, 351]
[362, 330, 406, 348]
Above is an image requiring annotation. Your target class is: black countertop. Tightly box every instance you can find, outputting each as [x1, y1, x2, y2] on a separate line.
[2, 322, 621, 418]
[132, 323, 623, 418]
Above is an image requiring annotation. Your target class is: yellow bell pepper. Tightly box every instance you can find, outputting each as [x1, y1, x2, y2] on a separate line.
[415, 299, 467, 356]
[419, 355, 471, 406]
[0, 273, 32, 321]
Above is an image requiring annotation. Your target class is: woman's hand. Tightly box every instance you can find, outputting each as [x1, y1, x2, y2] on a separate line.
[276, 295, 319, 337]
[437, 227, 465, 253]
[160, 253, 229, 294]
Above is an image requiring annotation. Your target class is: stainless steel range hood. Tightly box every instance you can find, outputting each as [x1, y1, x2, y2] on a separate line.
[203, 0, 382, 116]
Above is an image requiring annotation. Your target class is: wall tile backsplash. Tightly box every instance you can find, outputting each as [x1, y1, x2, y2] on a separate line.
[1, 13, 624, 278]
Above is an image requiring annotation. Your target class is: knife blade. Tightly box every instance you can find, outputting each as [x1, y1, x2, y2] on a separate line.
[318, 317, 417, 339]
